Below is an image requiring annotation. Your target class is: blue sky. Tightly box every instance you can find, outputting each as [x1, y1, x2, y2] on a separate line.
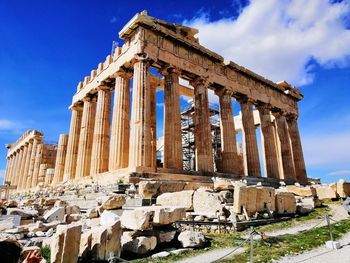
[0, 0, 349, 184]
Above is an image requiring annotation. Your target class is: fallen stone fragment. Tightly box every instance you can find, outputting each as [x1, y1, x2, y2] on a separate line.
[7, 208, 38, 219]
[178, 230, 206, 248]
[121, 233, 157, 254]
[121, 208, 153, 230]
[150, 206, 186, 225]
[315, 185, 337, 200]
[193, 189, 223, 214]
[100, 210, 120, 226]
[275, 191, 296, 214]
[86, 208, 99, 219]
[156, 190, 194, 211]
[152, 251, 170, 258]
[43, 207, 65, 223]
[285, 185, 316, 197]
[65, 205, 81, 215]
[337, 179, 350, 198]
[98, 194, 126, 210]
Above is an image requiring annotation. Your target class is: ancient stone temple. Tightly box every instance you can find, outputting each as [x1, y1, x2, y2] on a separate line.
[3, 11, 308, 191]
[4, 130, 58, 191]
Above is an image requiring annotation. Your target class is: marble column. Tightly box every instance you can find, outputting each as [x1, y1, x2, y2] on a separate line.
[150, 80, 157, 168]
[163, 68, 183, 170]
[31, 143, 43, 188]
[38, 164, 48, 185]
[129, 55, 153, 169]
[238, 98, 261, 177]
[257, 104, 279, 179]
[13, 148, 24, 187]
[76, 96, 96, 177]
[22, 141, 33, 190]
[26, 138, 40, 189]
[90, 86, 111, 175]
[274, 112, 296, 181]
[52, 134, 69, 184]
[8, 153, 17, 185]
[17, 143, 29, 190]
[287, 115, 307, 183]
[63, 105, 83, 180]
[109, 74, 130, 170]
[4, 157, 10, 183]
[191, 78, 214, 172]
[219, 92, 241, 174]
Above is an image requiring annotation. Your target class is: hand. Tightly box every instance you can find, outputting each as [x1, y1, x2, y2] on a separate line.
[24, 250, 43, 263]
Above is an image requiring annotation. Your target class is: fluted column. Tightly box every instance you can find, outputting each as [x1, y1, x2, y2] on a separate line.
[26, 138, 40, 189]
[4, 157, 11, 183]
[76, 96, 97, 177]
[218, 92, 241, 174]
[191, 78, 214, 172]
[18, 143, 29, 190]
[22, 141, 33, 190]
[9, 153, 18, 185]
[90, 86, 111, 175]
[63, 105, 83, 180]
[163, 68, 183, 170]
[109, 74, 130, 170]
[21, 142, 32, 190]
[129, 55, 153, 169]
[274, 112, 296, 181]
[13, 147, 24, 188]
[257, 104, 279, 179]
[238, 98, 261, 177]
[287, 115, 307, 183]
[52, 134, 69, 184]
[150, 81, 157, 168]
[38, 164, 48, 185]
[31, 143, 43, 187]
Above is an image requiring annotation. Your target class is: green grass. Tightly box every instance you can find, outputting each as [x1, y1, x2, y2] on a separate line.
[257, 205, 331, 233]
[132, 205, 342, 263]
[41, 245, 51, 262]
[222, 218, 350, 263]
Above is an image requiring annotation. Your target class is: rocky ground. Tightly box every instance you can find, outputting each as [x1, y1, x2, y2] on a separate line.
[0, 178, 349, 262]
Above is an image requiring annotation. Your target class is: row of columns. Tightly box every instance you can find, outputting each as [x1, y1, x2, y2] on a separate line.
[58, 55, 307, 184]
[4, 137, 45, 190]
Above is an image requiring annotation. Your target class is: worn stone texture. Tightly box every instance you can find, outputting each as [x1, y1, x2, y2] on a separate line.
[156, 190, 195, 211]
[233, 185, 275, 216]
[275, 190, 296, 214]
[193, 189, 223, 215]
[337, 179, 350, 198]
[120, 208, 154, 230]
[285, 185, 316, 197]
[315, 185, 337, 200]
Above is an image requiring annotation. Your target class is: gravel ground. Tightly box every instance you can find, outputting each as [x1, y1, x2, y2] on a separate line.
[175, 247, 245, 263]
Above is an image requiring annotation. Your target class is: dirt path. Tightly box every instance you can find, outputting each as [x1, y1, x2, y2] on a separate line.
[278, 231, 350, 263]
[175, 247, 245, 263]
[266, 204, 348, 237]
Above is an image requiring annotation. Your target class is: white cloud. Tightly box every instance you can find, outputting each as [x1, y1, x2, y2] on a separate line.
[185, 0, 350, 86]
[0, 119, 27, 134]
[0, 119, 18, 130]
[328, 170, 350, 176]
[0, 169, 5, 179]
[303, 131, 350, 167]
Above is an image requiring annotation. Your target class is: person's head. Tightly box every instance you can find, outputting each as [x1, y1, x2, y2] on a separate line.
[0, 239, 22, 263]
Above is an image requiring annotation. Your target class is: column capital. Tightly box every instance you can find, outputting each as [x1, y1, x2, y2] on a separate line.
[96, 85, 111, 92]
[189, 76, 209, 87]
[256, 102, 273, 115]
[82, 95, 97, 103]
[70, 103, 83, 111]
[133, 53, 152, 65]
[285, 112, 299, 121]
[235, 95, 255, 105]
[215, 87, 233, 97]
[159, 64, 181, 76]
[115, 69, 133, 79]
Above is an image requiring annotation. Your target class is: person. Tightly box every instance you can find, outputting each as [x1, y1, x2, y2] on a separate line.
[343, 196, 350, 215]
[0, 239, 43, 263]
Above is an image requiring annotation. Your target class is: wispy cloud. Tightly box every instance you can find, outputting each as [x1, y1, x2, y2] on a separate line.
[0, 119, 27, 134]
[328, 170, 350, 176]
[0, 169, 5, 179]
[110, 16, 117, 24]
[303, 131, 350, 167]
[185, 0, 350, 86]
